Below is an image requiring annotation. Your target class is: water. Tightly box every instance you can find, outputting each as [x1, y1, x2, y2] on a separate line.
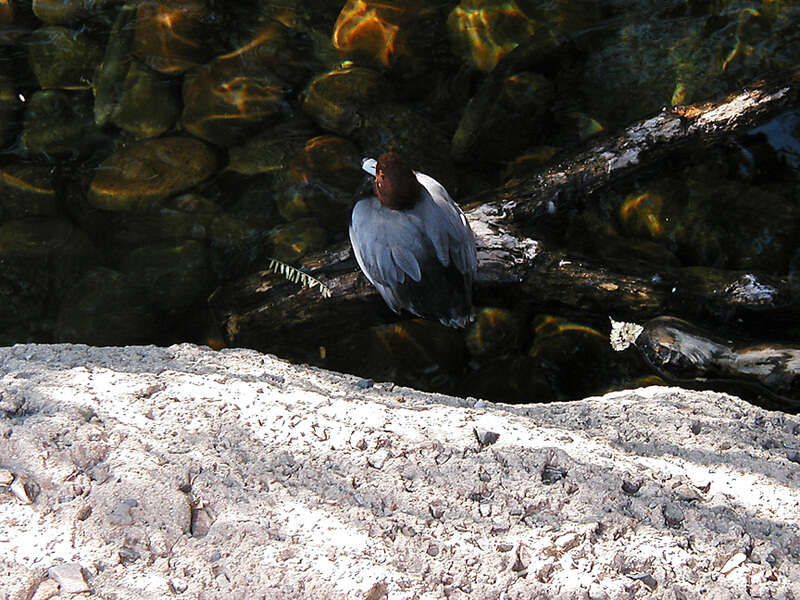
[0, 0, 798, 410]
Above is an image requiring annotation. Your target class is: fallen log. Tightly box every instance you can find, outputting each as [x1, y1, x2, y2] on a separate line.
[211, 69, 800, 353]
[610, 315, 800, 411]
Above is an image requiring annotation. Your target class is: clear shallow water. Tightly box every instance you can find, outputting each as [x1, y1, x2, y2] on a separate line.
[0, 0, 799, 410]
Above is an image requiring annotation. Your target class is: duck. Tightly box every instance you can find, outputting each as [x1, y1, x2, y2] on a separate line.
[349, 152, 477, 328]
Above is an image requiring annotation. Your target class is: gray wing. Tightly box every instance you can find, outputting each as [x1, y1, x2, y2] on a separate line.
[349, 196, 428, 314]
[415, 172, 477, 284]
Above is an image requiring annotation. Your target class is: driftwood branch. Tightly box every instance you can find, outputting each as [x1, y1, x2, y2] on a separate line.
[212, 70, 800, 352]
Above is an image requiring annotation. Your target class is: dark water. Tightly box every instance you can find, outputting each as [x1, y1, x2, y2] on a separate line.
[0, 0, 799, 410]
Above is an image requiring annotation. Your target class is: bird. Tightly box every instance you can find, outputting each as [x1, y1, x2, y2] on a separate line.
[349, 152, 477, 328]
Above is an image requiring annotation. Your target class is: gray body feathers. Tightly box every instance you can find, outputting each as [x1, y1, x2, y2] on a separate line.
[349, 171, 477, 328]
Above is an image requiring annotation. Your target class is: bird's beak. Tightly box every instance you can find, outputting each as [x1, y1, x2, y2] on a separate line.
[361, 157, 377, 177]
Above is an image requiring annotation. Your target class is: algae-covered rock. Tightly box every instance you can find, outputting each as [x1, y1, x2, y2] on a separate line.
[27, 26, 102, 89]
[107, 193, 220, 246]
[226, 118, 316, 176]
[466, 307, 522, 359]
[182, 57, 288, 147]
[56, 267, 160, 345]
[302, 66, 388, 135]
[268, 218, 328, 262]
[133, 0, 211, 74]
[332, 0, 435, 68]
[120, 240, 213, 316]
[0, 217, 96, 330]
[0, 72, 19, 147]
[21, 90, 99, 156]
[448, 0, 537, 72]
[0, 163, 59, 220]
[32, 0, 85, 24]
[111, 61, 179, 138]
[88, 136, 217, 212]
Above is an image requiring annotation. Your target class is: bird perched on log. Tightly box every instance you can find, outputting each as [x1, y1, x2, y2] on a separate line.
[349, 152, 477, 327]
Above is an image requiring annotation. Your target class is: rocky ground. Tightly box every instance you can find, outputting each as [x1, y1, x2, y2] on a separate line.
[1, 343, 799, 600]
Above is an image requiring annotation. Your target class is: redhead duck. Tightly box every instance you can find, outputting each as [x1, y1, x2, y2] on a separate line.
[349, 152, 477, 327]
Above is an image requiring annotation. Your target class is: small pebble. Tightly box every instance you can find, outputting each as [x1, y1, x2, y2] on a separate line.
[356, 378, 374, 389]
[191, 506, 214, 538]
[108, 499, 138, 525]
[48, 563, 90, 594]
[0, 468, 13, 486]
[349, 431, 367, 450]
[621, 479, 641, 496]
[9, 475, 35, 504]
[428, 501, 445, 519]
[588, 582, 608, 600]
[512, 544, 530, 571]
[663, 502, 685, 528]
[29, 578, 59, 600]
[554, 532, 580, 551]
[368, 449, 390, 470]
[720, 552, 747, 574]
[541, 464, 567, 485]
[474, 427, 499, 447]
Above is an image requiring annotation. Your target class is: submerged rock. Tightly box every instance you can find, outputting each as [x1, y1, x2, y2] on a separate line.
[332, 0, 434, 68]
[120, 240, 213, 316]
[270, 136, 359, 228]
[615, 161, 799, 272]
[453, 69, 554, 162]
[0, 163, 59, 220]
[528, 315, 642, 401]
[93, 3, 137, 126]
[0, 72, 19, 147]
[447, 0, 536, 72]
[302, 66, 388, 135]
[355, 102, 456, 191]
[27, 26, 102, 90]
[88, 136, 217, 212]
[133, 0, 211, 74]
[107, 193, 220, 246]
[56, 267, 160, 346]
[0, 217, 96, 330]
[226, 118, 316, 176]
[466, 307, 521, 359]
[182, 51, 288, 146]
[327, 319, 469, 394]
[300, 135, 362, 190]
[268, 218, 328, 263]
[111, 61, 179, 138]
[32, 0, 85, 24]
[21, 90, 99, 156]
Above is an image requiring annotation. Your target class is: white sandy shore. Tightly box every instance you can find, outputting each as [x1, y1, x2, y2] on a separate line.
[1, 344, 799, 599]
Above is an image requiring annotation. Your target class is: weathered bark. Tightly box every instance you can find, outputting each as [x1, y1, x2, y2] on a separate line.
[212, 70, 800, 351]
[611, 315, 800, 411]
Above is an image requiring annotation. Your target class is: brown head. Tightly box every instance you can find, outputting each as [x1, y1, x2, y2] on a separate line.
[374, 152, 421, 210]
